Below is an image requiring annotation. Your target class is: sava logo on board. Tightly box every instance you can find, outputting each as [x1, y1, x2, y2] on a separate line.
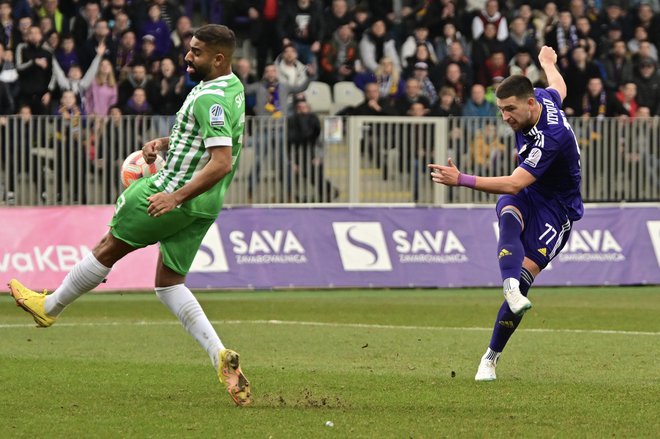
[230, 230, 307, 264]
[190, 224, 229, 273]
[393, 230, 468, 264]
[333, 222, 392, 271]
[557, 229, 625, 262]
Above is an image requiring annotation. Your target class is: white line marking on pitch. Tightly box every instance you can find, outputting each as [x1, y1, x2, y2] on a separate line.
[0, 319, 658, 336]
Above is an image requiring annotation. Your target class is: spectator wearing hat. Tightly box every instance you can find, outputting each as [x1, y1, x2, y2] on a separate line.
[462, 83, 497, 117]
[400, 23, 437, 69]
[633, 57, 660, 115]
[359, 18, 400, 73]
[137, 34, 160, 74]
[412, 61, 438, 106]
[600, 39, 634, 92]
[319, 23, 358, 85]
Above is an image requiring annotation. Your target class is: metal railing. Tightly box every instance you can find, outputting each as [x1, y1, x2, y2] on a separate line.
[1, 115, 658, 206]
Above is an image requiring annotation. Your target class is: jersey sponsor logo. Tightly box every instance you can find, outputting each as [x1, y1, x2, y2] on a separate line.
[190, 224, 229, 272]
[647, 221, 660, 268]
[524, 148, 542, 168]
[392, 229, 468, 264]
[0, 245, 91, 273]
[209, 104, 225, 127]
[557, 229, 625, 262]
[333, 222, 392, 271]
[230, 230, 307, 264]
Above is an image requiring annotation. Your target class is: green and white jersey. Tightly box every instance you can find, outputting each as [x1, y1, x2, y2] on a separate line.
[152, 72, 245, 219]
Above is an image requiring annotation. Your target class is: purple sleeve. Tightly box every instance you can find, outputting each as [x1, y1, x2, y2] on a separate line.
[518, 137, 560, 178]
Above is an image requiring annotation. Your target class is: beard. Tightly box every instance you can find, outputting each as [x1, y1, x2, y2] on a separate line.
[187, 61, 209, 82]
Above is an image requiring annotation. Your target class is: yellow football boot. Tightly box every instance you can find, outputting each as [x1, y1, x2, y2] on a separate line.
[218, 349, 252, 406]
[7, 279, 56, 327]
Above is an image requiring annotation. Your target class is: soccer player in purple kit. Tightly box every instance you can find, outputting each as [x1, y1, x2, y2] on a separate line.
[428, 46, 583, 381]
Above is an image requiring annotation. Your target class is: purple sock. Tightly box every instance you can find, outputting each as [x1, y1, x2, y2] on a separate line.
[489, 268, 534, 352]
[498, 209, 524, 282]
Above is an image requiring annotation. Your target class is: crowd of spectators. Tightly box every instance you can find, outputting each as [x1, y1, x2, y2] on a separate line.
[0, 0, 658, 120]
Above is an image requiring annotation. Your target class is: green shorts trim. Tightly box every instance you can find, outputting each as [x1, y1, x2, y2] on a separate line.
[109, 178, 215, 275]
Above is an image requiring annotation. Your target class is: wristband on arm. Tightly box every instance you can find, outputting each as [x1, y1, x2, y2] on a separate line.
[457, 173, 477, 188]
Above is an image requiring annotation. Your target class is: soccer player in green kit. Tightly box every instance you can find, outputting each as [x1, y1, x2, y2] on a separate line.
[8, 24, 252, 406]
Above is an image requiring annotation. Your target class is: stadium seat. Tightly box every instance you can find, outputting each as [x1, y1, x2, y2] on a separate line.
[303, 81, 333, 115]
[332, 81, 364, 114]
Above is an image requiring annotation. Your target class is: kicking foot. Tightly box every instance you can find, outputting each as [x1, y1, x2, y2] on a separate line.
[475, 352, 500, 381]
[503, 286, 532, 316]
[218, 349, 252, 406]
[7, 279, 56, 327]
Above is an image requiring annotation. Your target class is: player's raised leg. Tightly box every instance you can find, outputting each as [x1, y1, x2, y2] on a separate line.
[497, 205, 532, 315]
[8, 233, 135, 327]
[154, 249, 251, 406]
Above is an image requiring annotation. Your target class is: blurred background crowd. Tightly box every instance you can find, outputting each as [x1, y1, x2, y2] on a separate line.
[0, 0, 658, 120]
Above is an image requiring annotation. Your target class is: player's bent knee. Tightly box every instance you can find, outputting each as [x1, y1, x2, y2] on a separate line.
[93, 232, 136, 267]
[499, 205, 524, 228]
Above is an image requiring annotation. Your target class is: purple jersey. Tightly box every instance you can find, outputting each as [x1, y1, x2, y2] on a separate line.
[516, 88, 584, 221]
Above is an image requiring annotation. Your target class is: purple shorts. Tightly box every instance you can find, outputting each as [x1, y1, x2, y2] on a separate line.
[496, 188, 573, 270]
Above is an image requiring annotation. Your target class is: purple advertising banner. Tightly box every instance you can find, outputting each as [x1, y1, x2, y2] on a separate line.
[186, 206, 660, 289]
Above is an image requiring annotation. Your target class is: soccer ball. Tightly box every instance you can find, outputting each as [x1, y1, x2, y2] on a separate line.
[120, 150, 165, 188]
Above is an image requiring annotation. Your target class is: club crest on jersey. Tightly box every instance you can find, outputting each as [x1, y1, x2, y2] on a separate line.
[524, 148, 542, 168]
[209, 104, 225, 127]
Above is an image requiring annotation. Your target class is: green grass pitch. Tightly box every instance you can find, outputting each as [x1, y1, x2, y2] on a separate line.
[1, 287, 659, 438]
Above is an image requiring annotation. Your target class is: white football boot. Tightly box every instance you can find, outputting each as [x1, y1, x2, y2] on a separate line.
[503, 285, 532, 316]
[475, 351, 501, 381]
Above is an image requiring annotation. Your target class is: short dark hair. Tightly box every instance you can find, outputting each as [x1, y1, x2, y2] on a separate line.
[496, 75, 534, 100]
[194, 24, 236, 57]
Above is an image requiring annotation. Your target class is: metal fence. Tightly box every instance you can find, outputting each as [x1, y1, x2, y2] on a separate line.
[1, 114, 658, 206]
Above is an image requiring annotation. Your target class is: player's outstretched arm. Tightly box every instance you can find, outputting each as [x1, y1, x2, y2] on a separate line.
[147, 146, 232, 217]
[538, 45, 567, 103]
[428, 159, 536, 195]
